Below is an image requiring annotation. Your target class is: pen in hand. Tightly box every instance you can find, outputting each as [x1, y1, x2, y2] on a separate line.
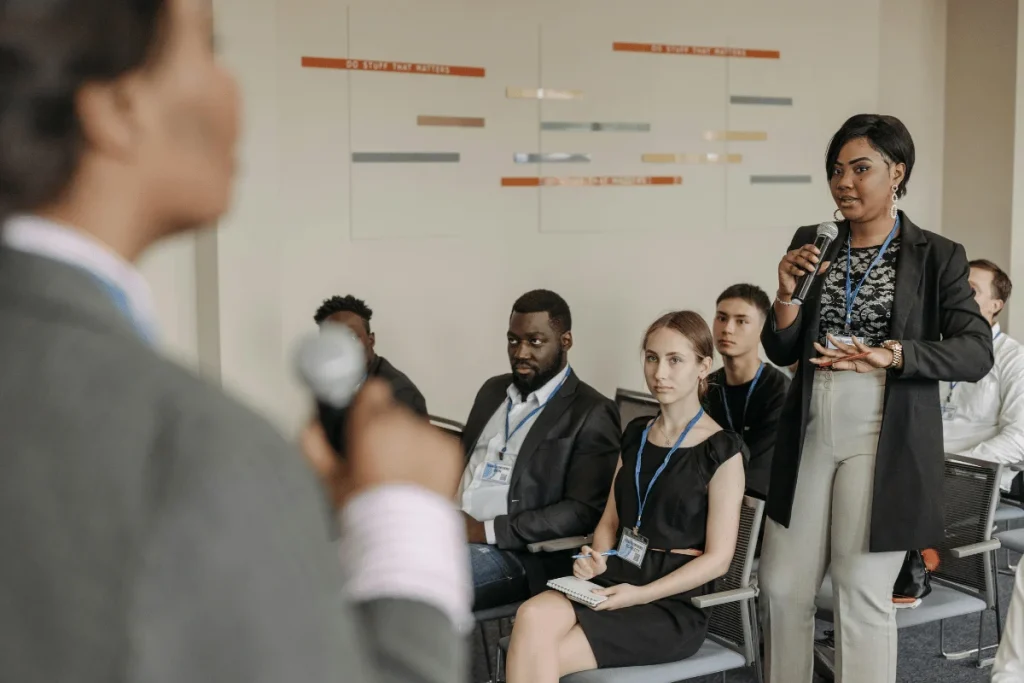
[572, 550, 618, 560]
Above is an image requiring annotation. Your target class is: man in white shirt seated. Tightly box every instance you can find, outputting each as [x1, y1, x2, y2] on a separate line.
[943, 259, 1024, 491]
[457, 290, 621, 610]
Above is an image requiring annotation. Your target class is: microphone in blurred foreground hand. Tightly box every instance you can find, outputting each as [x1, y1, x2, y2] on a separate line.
[792, 221, 839, 305]
[294, 323, 366, 457]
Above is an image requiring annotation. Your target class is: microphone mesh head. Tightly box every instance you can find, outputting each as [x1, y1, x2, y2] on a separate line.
[294, 323, 366, 408]
[817, 221, 839, 240]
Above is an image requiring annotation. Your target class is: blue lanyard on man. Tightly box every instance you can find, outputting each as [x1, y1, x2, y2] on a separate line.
[947, 330, 1002, 401]
[500, 368, 571, 459]
[721, 362, 764, 433]
[844, 215, 901, 333]
[91, 274, 155, 344]
[633, 408, 703, 532]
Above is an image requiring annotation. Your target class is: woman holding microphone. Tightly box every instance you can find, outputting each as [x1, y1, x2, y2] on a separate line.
[758, 114, 993, 683]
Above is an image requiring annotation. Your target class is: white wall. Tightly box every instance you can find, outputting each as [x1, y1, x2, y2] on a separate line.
[943, 0, 1017, 331]
[146, 0, 951, 433]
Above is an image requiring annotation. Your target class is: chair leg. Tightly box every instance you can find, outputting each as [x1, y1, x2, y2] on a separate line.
[939, 612, 999, 664]
[495, 642, 506, 683]
[479, 623, 493, 683]
[749, 599, 765, 683]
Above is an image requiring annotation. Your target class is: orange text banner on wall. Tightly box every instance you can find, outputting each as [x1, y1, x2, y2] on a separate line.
[612, 42, 780, 59]
[302, 56, 485, 78]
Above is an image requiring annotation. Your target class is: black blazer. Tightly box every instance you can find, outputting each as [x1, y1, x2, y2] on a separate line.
[761, 212, 994, 552]
[461, 371, 620, 557]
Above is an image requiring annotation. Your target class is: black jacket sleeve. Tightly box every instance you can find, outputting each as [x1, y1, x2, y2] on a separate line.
[761, 227, 812, 368]
[900, 243, 994, 382]
[492, 399, 621, 550]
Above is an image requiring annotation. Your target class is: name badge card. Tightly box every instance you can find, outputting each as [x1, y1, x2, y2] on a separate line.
[481, 462, 513, 484]
[617, 528, 649, 568]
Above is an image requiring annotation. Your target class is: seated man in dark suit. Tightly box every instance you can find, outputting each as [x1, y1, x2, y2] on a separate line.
[704, 283, 790, 499]
[314, 294, 428, 416]
[458, 289, 621, 610]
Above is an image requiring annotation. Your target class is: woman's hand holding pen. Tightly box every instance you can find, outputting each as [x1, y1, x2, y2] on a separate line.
[573, 545, 609, 580]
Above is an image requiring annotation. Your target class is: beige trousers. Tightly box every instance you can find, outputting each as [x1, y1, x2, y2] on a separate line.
[759, 369, 906, 683]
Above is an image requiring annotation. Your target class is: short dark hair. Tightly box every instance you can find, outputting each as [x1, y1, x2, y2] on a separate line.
[0, 1, 169, 221]
[511, 289, 572, 333]
[314, 295, 373, 331]
[969, 259, 1013, 311]
[716, 283, 771, 318]
[825, 114, 915, 198]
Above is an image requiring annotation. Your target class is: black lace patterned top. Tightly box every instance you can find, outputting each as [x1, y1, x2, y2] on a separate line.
[817, 237, 900, 347]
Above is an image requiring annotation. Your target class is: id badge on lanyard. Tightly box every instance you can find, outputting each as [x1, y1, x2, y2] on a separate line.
[617, 528, 649, 568]
[480, 461, 513, 484]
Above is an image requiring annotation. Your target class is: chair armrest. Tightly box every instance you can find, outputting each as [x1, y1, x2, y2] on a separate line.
[951, 538, 1001, 558]
[691, 586, 758, 609]
[526, 535, 594, 553]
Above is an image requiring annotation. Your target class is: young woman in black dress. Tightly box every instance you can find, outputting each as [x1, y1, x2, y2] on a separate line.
[505, 311, 747, 681]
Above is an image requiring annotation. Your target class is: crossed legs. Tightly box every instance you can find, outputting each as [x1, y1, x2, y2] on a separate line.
[506, 591, 598, 683]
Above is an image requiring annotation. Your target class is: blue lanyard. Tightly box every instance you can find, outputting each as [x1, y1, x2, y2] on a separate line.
[634, 408, 703, 530]
[721, 362, 764, 433]
[844, 216, 900, 331]
[501, 368, 571, 458]
[91, 275, 153, 344]
[947, 330, 1002, 401]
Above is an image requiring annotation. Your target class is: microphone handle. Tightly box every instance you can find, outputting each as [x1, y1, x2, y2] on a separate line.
[317, 401, 348, 459]
[792, 235, 834, 304]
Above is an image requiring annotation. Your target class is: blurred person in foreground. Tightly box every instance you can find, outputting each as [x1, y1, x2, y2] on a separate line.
[0, 1, 469, 682]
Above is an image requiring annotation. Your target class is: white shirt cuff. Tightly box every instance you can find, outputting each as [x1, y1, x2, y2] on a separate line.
[484, 519, 496, 545]
[339, 484, 473, 631]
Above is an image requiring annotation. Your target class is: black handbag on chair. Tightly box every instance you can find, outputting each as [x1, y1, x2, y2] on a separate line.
[892, 549, 938, 600]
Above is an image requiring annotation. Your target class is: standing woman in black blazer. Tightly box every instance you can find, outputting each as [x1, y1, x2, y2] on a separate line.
[757, 114, 994, 683]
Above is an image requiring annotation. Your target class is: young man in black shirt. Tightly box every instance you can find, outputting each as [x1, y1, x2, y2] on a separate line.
[705, 284, 790, 499]
[314, 295, 429, 416]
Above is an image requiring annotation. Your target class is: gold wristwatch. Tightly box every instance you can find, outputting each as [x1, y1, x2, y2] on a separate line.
[882, 340, 904, 369]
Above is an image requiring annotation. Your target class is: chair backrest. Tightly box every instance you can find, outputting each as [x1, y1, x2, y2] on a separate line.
[934, 456, 1002, 605]
[614, 388, 659, 429]
[707, 495, 764, 663]
[429, 415, 465, 438]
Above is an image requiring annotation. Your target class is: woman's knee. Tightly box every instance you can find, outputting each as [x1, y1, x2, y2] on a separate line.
[514, 591, 575, 637]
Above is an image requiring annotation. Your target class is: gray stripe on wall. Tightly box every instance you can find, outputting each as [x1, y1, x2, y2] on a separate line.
[750, 174, 812, 184]
[513, 152, 592, 163]
[730, 95, 793, 106]
[541, 122, 650, 132]
[352, 152, 460, 163]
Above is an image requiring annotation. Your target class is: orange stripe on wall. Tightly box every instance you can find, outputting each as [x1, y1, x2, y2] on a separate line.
[302, 56, 485, 78]
[502, 176, 683, 187]
[613, 42, 780, 59]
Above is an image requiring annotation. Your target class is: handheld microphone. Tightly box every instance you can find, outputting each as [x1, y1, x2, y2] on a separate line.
[294, 323, 366, 458]
[792, 221, 839, 305]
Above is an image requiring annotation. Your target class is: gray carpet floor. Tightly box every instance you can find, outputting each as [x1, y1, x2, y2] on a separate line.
[472, 552, 1020, 683]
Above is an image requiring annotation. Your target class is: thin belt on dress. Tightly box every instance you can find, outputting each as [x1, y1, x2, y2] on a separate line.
[648, 548, 703, 557]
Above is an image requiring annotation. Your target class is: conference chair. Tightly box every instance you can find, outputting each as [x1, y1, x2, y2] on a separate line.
[815, 456, 1004, 668]
[995, 483, 1024, 575]
[429, 415, 465, 437]
[614, 388, 659, 429]
[494, 497, 766, 683]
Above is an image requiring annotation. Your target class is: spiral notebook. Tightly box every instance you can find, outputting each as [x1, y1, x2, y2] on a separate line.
[546, 576, 608, 608]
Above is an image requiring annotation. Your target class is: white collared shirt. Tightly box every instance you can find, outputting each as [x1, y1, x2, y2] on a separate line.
[458, 365, 571, 544]
[2, 214, 158, 340]
[943, 324, 1024, 490]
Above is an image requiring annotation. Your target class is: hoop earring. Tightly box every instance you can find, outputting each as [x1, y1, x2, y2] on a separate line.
[890, 186, 899, 220]
[833, 208, 843, 222]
